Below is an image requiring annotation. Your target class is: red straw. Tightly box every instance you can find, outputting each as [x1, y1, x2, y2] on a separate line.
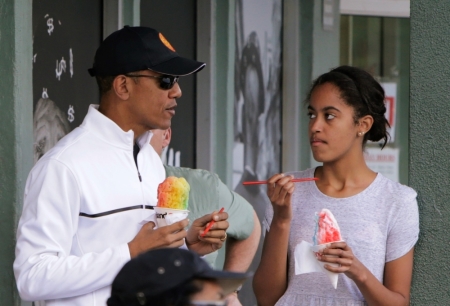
[242, 177, 318, 185]
[201, 207, 225, 237]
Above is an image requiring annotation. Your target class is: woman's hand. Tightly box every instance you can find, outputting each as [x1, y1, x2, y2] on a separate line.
[317, 241, 366, 282]
[318, 243, 414, 305]
[267, 174, 295, 222]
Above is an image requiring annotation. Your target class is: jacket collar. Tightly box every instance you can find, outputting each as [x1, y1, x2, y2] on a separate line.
[80, 104, 153, 150]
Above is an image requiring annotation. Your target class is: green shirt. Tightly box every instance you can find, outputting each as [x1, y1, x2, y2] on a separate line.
[164, 165, 254, 266]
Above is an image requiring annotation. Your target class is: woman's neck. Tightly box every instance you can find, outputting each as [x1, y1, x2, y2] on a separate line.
[315, 154, 377, 198]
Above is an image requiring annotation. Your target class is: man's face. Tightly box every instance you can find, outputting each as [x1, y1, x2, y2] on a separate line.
[242, 66, 261, 171]
[243, 66, 260, 136]
[125, 70, 181, 131]
[189, 279, 225, 303]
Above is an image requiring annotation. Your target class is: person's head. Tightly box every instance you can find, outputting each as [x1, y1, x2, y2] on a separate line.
[88, 26, 205, 131]
[150, 128, 171, 156]
[306, 65, 389, 163]
[107, 248, 251, 306]
[240, 32, 265, 171]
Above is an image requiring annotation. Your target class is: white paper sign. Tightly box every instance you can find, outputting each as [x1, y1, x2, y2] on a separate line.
[364, 147, 399, 182]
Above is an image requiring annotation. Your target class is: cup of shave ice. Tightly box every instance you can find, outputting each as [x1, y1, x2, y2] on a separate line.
[154, 176, 190, 228]
[311, 208, 343, 258]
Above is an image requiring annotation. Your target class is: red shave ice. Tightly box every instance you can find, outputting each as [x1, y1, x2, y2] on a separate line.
[313, 208, 342, 245]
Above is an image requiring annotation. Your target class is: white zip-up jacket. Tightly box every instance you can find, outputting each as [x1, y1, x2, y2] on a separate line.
[14, 105, 166, 305]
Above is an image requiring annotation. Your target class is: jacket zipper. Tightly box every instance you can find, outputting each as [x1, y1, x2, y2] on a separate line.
[133, 143, 146, 209]
[134, 149, 146, 211]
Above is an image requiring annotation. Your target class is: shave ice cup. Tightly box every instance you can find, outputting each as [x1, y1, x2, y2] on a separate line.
[154, 207, 189, 227]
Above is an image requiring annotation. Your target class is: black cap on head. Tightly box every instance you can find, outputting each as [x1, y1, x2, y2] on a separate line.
[107, 248, 251, 306]
[88, 26, 205, 77]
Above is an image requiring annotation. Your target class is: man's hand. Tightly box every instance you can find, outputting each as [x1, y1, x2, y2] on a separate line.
[128, 219, 189, 258]
[186, 210, 229, 256]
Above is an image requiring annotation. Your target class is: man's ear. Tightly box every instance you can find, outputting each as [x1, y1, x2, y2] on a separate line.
[112, 75, 130, 100]
[162, 127, 172, 149]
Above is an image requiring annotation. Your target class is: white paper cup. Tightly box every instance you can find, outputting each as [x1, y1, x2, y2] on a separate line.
[154, 207, 189, 228]
[310, 242, 342, 289]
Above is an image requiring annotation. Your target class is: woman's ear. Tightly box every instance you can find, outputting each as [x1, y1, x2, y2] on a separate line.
[358, 115, 374, 135]
[112, 75, 130, 100]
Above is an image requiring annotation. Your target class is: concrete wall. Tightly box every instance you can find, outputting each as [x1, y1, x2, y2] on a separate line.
[196, 0, 235, 185]
[0, 0, 33, 305]
[410, 1, 450, 304]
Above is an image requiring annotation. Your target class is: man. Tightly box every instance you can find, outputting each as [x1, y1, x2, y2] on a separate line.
[150, 128, 261, 305]
[14, 26, 228, 306]
[107, 248, 252, 306]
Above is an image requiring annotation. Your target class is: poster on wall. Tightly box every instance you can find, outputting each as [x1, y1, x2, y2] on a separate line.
[364, 147, 399, 182]
[380, 82, 397, 143]
[32, 0, 101, 164]
[232, 0, 282, 304]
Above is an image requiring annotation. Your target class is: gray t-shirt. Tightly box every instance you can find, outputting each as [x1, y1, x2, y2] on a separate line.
[264, 168, 419, 306]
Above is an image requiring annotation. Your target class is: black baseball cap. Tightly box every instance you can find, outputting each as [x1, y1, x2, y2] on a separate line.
[107, 248, 251, 306]
[88, 26, 205, 77]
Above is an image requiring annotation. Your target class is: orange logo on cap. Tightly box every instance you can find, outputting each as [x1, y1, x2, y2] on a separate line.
[159, 33, 176, 52]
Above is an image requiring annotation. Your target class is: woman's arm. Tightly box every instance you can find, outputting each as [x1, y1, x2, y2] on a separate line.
[253, 224, 290, 306]
[357, 249, 414, 305]
[253, 174, 295, 306]
[319, 243, 414, 305]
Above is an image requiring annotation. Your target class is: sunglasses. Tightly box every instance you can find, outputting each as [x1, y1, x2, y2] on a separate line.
[124, 74, 179, 90]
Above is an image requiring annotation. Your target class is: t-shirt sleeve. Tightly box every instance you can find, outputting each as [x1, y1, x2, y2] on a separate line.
[385, 188, 420, 262]
[218, 180, 254, 240]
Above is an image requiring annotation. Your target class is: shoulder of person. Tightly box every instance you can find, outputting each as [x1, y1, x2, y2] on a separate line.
[375, 173, 417, 202]
[31, 127, 88, 173]
[164, 165, 220, 187]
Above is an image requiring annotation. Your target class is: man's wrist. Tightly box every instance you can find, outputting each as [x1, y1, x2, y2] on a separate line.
[128, 242, 138, 259]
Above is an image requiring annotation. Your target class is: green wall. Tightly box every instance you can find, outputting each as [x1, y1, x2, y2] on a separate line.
[213, 0, 235, 187]
[0, 0, 33, 305]
[297, 0, 315, 169]
[297, 0, 341, 169]
[410, 1, 450, 304]
[311, 0, 340, 80]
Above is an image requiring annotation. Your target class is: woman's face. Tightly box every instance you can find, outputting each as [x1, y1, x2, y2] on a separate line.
[308, 82, 362, 164]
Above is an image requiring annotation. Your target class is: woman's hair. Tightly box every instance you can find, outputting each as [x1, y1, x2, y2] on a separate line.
[307, 65, 390, 148]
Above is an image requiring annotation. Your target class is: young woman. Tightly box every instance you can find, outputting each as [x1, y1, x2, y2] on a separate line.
[253, 66, 419, 306]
